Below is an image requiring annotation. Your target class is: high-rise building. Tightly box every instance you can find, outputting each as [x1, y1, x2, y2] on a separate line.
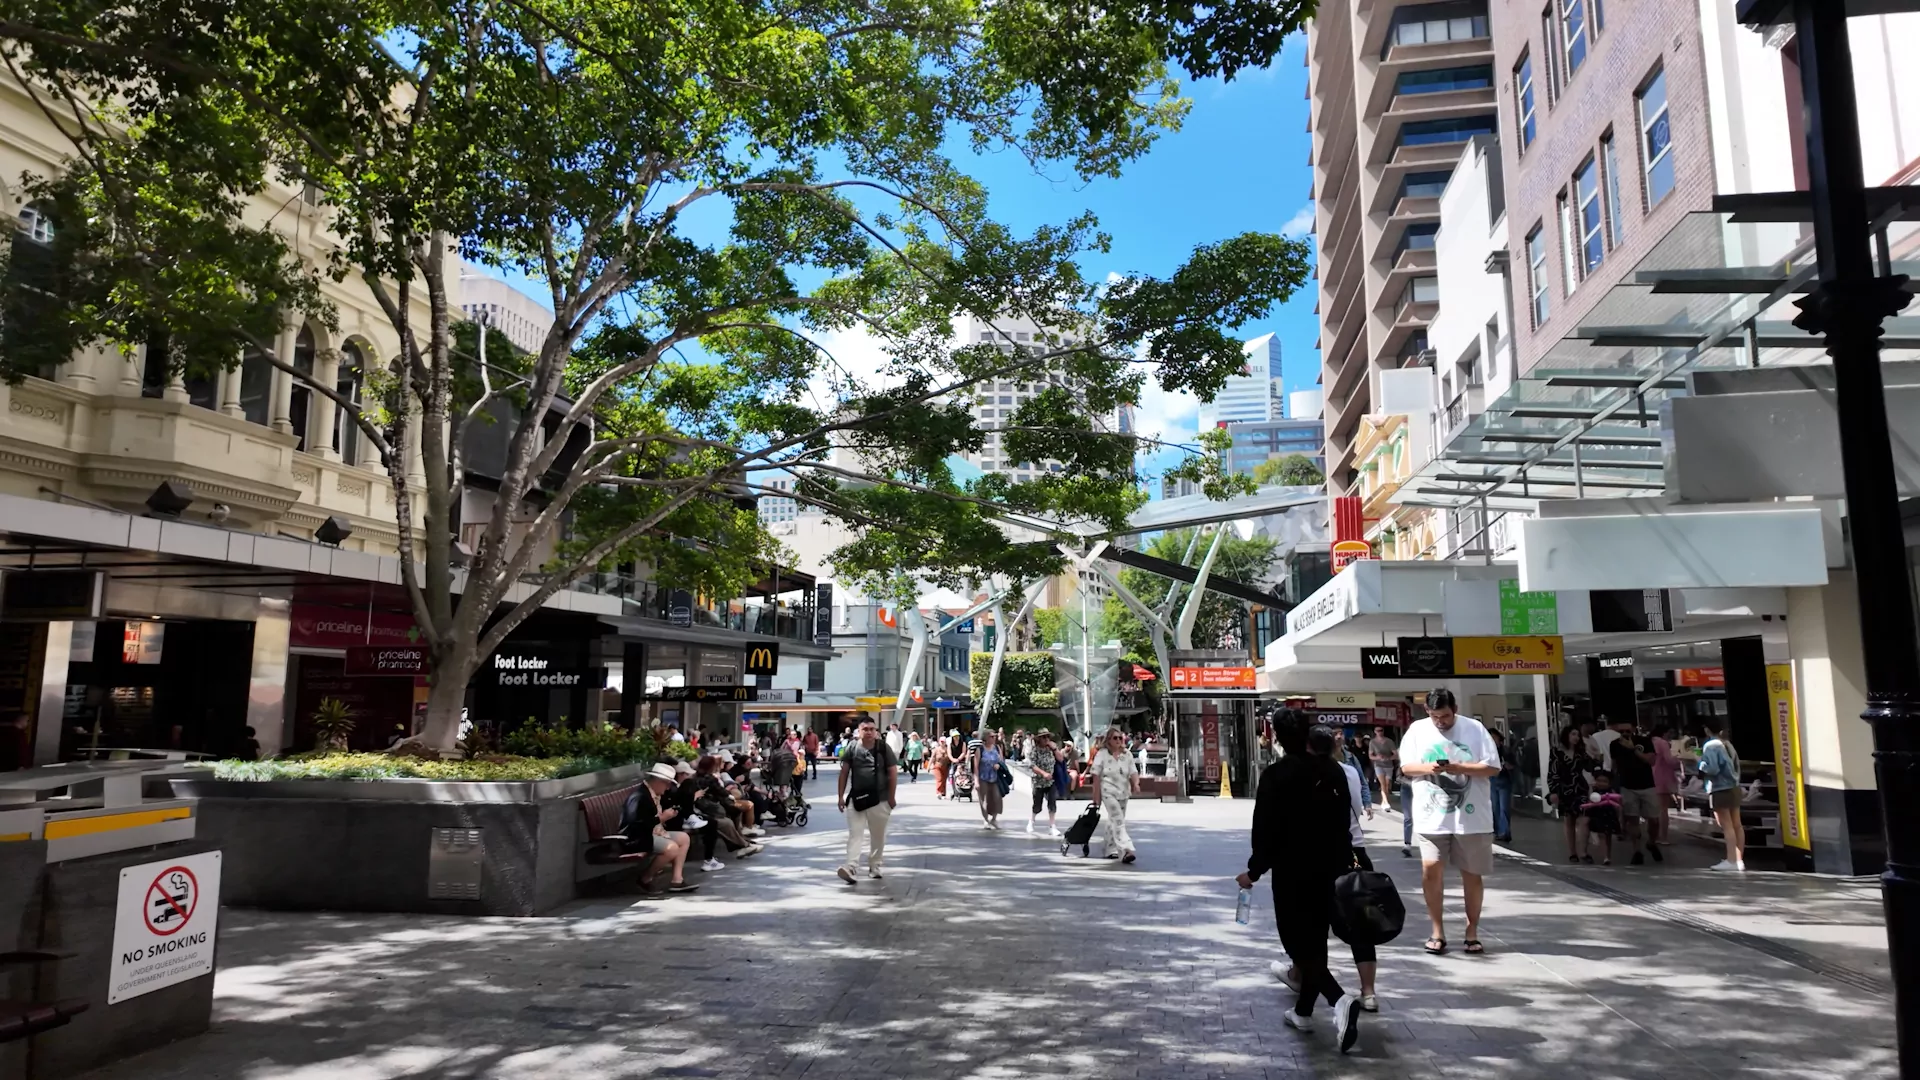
[1198, 333, 1283, 429]
[950, 314, 1133, 482]
[1224, 418, 1328, 475]
[757, 473, 799, 528]
[1308, 1, 1496, 492]
[458, 264, 555, 356]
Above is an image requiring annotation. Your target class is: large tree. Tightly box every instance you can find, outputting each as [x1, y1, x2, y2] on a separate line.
[0, 0, 1313, 749]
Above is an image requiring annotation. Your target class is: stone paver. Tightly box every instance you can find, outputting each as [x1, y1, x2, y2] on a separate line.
[78, 777, 1896, 1079]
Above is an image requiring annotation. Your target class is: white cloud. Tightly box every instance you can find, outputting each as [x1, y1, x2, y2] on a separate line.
[1280, 202, 1316, 239]
[800, 324, 902, 412]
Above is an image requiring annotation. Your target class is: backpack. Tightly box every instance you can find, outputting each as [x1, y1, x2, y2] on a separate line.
[1332, 867, 1406, 947]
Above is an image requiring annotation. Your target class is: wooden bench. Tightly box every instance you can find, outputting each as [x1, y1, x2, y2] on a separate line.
[576, 784, 648, 882]
[0, 951, 88, 1045]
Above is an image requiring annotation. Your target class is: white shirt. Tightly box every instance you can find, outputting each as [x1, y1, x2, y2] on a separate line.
[1089, 747, 1137, 799]
[1590, 728, 1619, 764]
[1399, 714, 1499, 836]
[885, 730, 905, 756]
[1339, 761, 1367, 846]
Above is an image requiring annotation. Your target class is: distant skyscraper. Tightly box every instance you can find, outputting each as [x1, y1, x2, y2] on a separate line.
[949, 314, 1132, 482]
[1198, 334, 1283, 430]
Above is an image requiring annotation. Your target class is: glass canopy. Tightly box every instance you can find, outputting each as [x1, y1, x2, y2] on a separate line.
[1404, 200, 1920, 511]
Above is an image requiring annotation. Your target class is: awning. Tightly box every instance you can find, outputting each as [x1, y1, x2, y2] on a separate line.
[1131, 664, 1157, 680]
[1406, 199, 1920, 514]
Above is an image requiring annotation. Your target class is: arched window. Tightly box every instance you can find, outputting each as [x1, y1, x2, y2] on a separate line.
[290, 324, 316, 451]
[239, 345, 272, 426]
[15, 202, 53, 245]
[334, 341, 364, 465]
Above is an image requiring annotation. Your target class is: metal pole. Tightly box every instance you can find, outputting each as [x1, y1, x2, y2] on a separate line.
[1778, 3, 1919, 1072]
[1571, 441, 1585, 499]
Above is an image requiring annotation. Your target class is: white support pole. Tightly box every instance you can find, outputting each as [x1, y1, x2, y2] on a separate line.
[980, 578, 1045, 731]
[1175, 526, 1228, 651]
[893, 605, 930, 720]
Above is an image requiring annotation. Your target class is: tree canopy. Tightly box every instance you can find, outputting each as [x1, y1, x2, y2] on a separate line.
[0, 0, 1315, 746]
[1251, 452, 1325, 487]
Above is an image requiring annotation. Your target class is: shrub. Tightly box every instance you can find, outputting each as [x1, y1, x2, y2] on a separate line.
[501, 721, 695, 767]
[211, 752, 590, 782]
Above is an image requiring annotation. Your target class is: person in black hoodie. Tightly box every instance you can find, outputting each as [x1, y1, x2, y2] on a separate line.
[1235, 709, 1363, 1054]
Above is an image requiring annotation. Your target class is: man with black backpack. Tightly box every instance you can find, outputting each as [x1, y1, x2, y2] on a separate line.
[1236, 710, 1363, 1054]
[836, 718, 899, 885]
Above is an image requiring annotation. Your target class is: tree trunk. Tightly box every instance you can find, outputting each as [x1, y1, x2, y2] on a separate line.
[419, 647, 479, 751]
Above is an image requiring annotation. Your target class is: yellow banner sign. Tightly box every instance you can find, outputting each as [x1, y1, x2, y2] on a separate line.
[854, 696, 894, 711]
[1766, 663, 1811, 850]
[1452, 636, 1565, 675]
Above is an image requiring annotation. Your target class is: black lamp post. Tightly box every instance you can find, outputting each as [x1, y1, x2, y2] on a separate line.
[1736, 1, 1918, 1073]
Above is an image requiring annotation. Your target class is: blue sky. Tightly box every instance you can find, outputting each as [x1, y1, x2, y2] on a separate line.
[490, 33, 1317, 483]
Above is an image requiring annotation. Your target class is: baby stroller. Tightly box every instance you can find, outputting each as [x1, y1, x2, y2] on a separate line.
[783, 784, 811, 828]
[950, 764, 975, 803]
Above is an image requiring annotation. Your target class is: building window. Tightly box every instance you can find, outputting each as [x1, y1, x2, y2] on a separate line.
[1526, 225, 1550, 328]
[290, 325, 316, 452]
[16, 203, 53, 245]
[1395, 115, 1499, 150]
[1601, 132, 1628, 248]
[1557, 191, 1579, 295]
[1575, 155, 1604, 277]
[1637, 67, 1676, 207]
[334, 341, 364, 465]
[1515, 53, 1537, 149]
[1398, 170, 1454, 206]
[1383, 3, 1492, 58]
[1540, 7, 1561, 102]
[1395, 66, 1493, 96]
[808, 660, 825, 692]
[1396, 222, 1441, 258]
[1559, 0, 1588, 78]
[239, 346, 273, 426]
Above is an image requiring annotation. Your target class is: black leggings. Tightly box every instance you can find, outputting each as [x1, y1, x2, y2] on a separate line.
[1032, 784, 1057, 815]
[1273, 878, 1346, 1017]
[1341, 847, 1377, 965]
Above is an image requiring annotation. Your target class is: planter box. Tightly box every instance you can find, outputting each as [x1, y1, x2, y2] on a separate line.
[169, 763, 649, 917]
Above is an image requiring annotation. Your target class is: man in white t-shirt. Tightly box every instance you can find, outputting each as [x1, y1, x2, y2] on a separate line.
[1397, 688, 1501, 957]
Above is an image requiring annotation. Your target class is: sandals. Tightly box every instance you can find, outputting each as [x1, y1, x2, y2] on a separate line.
[1424, 937, 1447, 955]
[1463, 939, 1485, 955]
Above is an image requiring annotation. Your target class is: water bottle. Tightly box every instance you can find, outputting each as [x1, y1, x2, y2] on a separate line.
[1235, 886, 1253, 925]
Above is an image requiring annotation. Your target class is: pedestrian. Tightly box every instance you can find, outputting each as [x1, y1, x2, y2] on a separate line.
[1606, 716, 1662, 865]
[904, 731, 924, 782]
[620, 762, 700, 894]
[1026, 729, 1063, 836]
[1367, 725, 1396, 810]
[1325, 724, 1381, 1012]
[1489, 729, 1515, 843]
[1581, 770, 1623, 864]
[929, 734, 951, 798]
[1399, 688, 1500, 956]
[1397, 746, 1416, 859]
[1587, 716, 1617, 764]
[1088, 727, 1140, 862]
[885, 723, 906, 759]
[1548, 725, 1595, 863]
[836, 719, 899, 884]
[804, 727, 821, 779]
[1698, 720, 1746, 872]
[1651, 721, 1680, 848]
[974, 729, 1009, 829]
[1238, 711, 1362, 1053]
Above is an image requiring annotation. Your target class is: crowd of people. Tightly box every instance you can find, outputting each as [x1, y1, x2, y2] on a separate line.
[613, 744, 812, 897]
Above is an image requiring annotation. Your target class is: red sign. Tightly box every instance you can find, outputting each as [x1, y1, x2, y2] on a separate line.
[1677, 667, 1726, 688]
[291, 604, 420, 649]
[344, 645, 431, 677]
[1168, 666, 1258, 689]
[144, 866, 198, 936]
[1333, 495, 1365, 543]
[1200, 708, 1221, 783]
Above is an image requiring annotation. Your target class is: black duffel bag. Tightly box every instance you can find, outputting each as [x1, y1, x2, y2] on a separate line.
[1332, 867, 1407, 947]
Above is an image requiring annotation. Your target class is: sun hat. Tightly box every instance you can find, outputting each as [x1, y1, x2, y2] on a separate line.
[674, 761, 695, 777]
[647, 762, 678, 783]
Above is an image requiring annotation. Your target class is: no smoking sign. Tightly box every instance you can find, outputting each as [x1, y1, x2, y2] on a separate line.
[109, 850, 222, 1004]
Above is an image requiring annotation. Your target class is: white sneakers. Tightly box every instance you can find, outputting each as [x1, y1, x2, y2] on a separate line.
[737, 844, 764, 858]
[744, 827, 765, 838]
[1281, 1010, 1315, 1033]
[1027, 819, 1036, 834]
[836, 866, 856, 885]
[1269, 961, 1302, 994]
[1333, 994, 1361, 1054]
[1049, 825, 1062, 838]
[701, 858, 725, 872]
[1709, 859, 1748, 872]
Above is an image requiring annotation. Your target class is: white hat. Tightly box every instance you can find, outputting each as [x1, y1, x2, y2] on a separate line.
[647, 763, 678, 783]
[674, 760, 695, 777]
[717, 750, 736, 764]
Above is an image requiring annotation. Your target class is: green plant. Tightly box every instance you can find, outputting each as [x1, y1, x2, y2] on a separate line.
[310, 697, 356, 751]
[500, 721, 694, 768]
[211, 752, 588, 782]
[1251, 453, 1325, 487]
[970, 652, 1059, 723]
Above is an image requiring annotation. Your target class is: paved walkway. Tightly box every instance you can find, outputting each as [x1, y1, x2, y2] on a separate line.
[81, 778, 1896, 1079]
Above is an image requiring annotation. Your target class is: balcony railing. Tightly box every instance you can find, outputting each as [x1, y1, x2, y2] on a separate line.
[524, 570, 818, 642]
